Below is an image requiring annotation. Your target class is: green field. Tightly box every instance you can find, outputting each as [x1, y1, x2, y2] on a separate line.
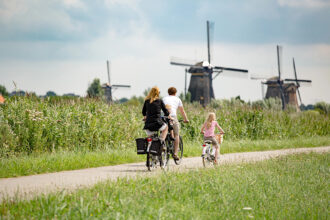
[1, 153, 328, 219]
[1, 96, 329, 177]
[1, 97, 329, 156]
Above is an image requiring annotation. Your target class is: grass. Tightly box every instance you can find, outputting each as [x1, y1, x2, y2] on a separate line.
[1, 97, 329, 157]
[1, 153, 329, 219]
[1, 136, 329, 178]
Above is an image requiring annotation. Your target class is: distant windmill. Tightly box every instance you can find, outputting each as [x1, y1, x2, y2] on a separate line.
[103, 60, 131, 103]
[170, 21, 248, 106]
[264, 46, 312, 110]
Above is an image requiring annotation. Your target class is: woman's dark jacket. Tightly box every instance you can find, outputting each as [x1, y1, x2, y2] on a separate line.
[142, 99, 169, 131]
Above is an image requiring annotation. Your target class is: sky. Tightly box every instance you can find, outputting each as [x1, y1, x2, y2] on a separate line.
[0, 0, 329, 104]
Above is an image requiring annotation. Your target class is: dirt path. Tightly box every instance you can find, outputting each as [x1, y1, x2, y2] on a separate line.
[1, 146, 329, 202]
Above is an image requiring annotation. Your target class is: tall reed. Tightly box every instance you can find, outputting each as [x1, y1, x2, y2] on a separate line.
[0, 96, 329, 156]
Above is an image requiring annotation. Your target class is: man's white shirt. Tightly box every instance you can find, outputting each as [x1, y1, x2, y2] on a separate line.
[162, 96, 183, 117]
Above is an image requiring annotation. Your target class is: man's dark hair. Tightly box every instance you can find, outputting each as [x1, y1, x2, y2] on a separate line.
[168, 87, 177, 95]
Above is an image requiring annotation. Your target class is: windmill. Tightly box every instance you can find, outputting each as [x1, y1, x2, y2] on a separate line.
[102, 60, 131, 103]
[264, 46, 312, 110]
[170, 21, 248, 106]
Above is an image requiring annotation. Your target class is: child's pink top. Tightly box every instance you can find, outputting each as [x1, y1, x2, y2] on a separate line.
[203, 121, 219, 137]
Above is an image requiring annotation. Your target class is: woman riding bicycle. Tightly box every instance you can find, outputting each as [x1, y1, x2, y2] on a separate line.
[142, 86, 169, 144]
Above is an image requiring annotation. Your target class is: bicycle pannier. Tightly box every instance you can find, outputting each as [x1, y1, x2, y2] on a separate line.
[136, 138, 147, 154]
[150, 137, 162, 155]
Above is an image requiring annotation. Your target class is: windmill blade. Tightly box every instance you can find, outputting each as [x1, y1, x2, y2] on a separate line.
[107, 60, 111, 85]
[170, 61, 195, 67]
[262, 80, 280, 85]
[207, 20, 215, 64]
[293, 58, 298, 81]
[250, 75, 270, 80]
[112, 85, 131, 88]
[284, 79, 312, 83]
[296, 86, 302, 105]
[277, 45, 283, 80]
[170, 57, 198, 67]
[214, 66, 248, 73]
[250, 76, 267, 80]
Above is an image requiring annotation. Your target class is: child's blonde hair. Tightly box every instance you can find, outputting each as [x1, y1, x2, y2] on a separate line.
[145, 86, 160, 103]
[205, 112, 216, 129]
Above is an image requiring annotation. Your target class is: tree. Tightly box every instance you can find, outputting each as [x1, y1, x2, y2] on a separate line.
[0, 85, 8, 96]
[87, 78, 104, 98]
[46, 91, 57, 97]
[143, 88, 151, 97]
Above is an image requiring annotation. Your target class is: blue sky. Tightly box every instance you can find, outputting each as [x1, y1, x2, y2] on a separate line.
[1, 0, 329, 104]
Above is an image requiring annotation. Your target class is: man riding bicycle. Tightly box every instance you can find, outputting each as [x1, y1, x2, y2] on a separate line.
[163, 87, 189, 160]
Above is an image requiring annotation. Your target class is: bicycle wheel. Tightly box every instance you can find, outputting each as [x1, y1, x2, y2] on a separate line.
[174, 136, 183, 165]
[202, 147, 214, 168]
[146, 153, 157, 171]
[160, 147, 168, 169]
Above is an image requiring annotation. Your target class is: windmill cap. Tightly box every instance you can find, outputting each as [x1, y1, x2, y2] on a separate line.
[202, 61, 213, 68]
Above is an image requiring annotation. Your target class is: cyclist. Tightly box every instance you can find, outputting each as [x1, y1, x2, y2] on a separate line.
[142, 86, 169, 144]
[201, 112, 225, 164]
[163, 87, 189, 160]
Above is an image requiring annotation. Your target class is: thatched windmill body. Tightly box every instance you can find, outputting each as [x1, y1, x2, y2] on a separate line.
[263, 46, 311, 110]
[170, 21, 248, 106]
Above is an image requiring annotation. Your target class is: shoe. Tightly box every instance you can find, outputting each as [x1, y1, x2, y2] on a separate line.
[173, 154, 180, 160]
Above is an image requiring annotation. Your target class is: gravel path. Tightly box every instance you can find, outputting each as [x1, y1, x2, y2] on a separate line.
[1, 146, 329, 202]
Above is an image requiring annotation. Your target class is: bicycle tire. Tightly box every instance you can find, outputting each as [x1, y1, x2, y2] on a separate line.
[202, 146, 215, 168]
[146, 152, 157, 171]
[160, 147, 168, 169]
[174, 136, 183, 165]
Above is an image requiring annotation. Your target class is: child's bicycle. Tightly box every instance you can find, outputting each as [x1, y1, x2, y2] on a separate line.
[201, 133, 224, 167]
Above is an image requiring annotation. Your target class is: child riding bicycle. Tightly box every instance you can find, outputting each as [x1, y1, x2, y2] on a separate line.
[201, 112, 225, 164]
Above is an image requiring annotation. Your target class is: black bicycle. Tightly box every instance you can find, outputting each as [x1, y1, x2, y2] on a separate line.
[160, 117, 184, 169]
[144, 117, 184, 171]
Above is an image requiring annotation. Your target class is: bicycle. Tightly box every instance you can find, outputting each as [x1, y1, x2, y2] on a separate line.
[201, 133, 224, 167]
[141, 117, 184, 171]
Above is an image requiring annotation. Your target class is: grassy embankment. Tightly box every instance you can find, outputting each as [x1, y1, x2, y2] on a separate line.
[1, 153, 328, 219]
[0, 97, 329, 177]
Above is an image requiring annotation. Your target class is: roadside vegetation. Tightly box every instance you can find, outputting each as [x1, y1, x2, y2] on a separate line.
[0, 96, 329, 177]
[1, 153, 328, 219]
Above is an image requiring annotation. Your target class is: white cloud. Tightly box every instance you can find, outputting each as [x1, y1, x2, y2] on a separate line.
[1, 27, 329, 104]
[62, 0, 86, 9]
[278, 0, 330, 8]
